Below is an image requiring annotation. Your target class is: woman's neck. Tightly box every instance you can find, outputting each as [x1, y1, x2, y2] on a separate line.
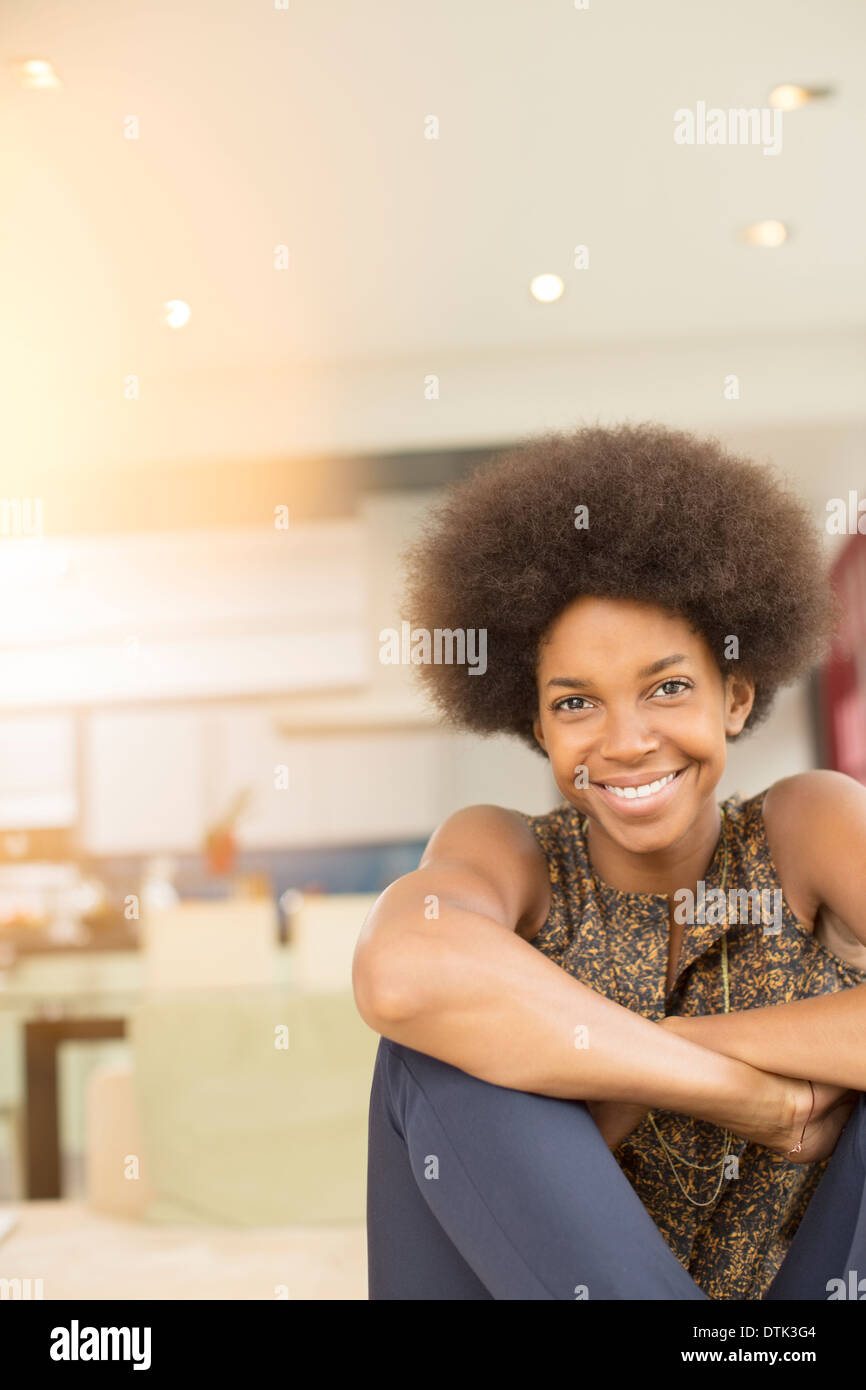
[584, 799, 723, 900]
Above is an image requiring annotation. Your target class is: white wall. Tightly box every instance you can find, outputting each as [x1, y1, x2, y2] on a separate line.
[61, 331, 866, 470]
[0, 470, 837, 851]
[0, 522, 366, 708]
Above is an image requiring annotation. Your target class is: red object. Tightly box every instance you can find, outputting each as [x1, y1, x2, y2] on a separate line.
[820, 532, 866, 785]
[205, 828, 236, 876]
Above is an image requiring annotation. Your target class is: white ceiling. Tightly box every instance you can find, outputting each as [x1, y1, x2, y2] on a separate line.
[1, 0, 864, 472]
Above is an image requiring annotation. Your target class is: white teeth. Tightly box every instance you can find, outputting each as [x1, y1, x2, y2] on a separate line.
[603, 771, 677, 799]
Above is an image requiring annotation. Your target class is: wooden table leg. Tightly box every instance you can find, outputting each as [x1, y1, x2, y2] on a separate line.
[23, 1018, 127, 1199]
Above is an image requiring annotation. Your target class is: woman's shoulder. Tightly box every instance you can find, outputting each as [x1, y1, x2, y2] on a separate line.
[748, 770, 866, 929]
[730, 769, 860, 837]
[420, 802, 551, 866]
[417, 802, 553, 938]
[759, 769, 865, 851]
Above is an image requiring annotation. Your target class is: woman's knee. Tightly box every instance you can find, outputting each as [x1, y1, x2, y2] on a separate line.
[377, 1037, 601, 1149]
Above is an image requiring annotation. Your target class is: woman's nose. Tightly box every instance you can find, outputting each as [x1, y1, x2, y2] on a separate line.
[597, 708, 660, 763]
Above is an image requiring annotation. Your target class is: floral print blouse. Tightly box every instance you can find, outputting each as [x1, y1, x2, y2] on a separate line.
[519, 788, 866, 1300]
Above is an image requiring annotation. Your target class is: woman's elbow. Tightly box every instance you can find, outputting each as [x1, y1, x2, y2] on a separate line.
[352, 944, 422, 1027]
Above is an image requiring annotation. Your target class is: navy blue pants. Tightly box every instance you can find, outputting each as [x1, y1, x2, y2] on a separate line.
[366, 1036, 866, 1300]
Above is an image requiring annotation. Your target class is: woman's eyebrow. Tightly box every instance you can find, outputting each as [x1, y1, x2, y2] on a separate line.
[546, 654, 690, 690]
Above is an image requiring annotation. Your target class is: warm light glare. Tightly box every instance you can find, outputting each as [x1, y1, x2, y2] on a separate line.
[530, 273, 565, 303]
[741, 220, 788, 248]
[162, 300, 191, 329]
[15, 58, 61, 89]
[0, 541, 70, 586]
[769, 83, 832, 110]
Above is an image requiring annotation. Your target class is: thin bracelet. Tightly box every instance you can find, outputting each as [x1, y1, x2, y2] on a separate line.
[787, 1080, 815, 1154]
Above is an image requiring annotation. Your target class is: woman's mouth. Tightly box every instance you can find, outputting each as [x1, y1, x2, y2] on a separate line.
[591, 766, 688, 815]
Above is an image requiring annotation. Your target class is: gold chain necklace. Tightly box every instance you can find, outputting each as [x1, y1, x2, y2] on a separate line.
[581, 805, 734, 1208]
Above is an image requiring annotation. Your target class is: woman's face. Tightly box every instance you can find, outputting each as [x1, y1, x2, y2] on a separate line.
[532, 596, 755, 853]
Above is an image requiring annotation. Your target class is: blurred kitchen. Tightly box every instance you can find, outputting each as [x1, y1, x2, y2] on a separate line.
[0, 0, 864, 1299]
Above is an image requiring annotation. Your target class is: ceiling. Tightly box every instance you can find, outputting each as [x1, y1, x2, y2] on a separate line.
[1, 0, 864, 478]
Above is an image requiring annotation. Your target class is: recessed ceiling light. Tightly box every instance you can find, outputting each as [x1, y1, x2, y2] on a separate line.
[769, 83, 834, 109]
[161, 300, 191, 329]
[13, 58, 61, 89]
[741, 220, 788, 248]
[530, 273, 564, 303]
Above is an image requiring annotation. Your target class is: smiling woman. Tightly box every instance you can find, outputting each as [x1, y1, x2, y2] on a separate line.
[353, 421, 866, 1302]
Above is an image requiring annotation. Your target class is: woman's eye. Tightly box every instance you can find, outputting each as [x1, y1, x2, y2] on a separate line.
[656, 679, 690, 697]
[554, 696, 591, 712]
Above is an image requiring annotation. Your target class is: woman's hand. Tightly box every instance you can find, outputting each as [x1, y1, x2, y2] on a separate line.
[774, 1078, 858, 1164]
[727, 1074, 857, 1164]
[660, 1014, 858, 1163]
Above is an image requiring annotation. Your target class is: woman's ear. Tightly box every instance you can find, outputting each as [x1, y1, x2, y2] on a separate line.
[532, 713, 547, 753]
[723, 673, 755, 737]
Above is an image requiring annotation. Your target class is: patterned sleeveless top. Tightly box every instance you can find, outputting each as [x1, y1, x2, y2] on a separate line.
[519, 787, 866, 1301]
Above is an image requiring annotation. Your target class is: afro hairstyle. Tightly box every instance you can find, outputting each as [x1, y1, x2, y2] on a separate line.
[401, 421, 837, 755]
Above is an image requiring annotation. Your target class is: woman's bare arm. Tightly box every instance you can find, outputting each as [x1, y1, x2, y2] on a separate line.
[662, 989, 866, 1089]
[352, 805, 803, 1150]
[686, 769, 866, 1091]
